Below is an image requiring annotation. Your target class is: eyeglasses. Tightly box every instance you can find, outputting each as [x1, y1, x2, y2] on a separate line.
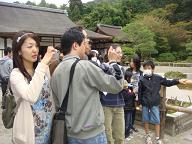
[84, 39, 92, 45]
[116, 51, 123, 55]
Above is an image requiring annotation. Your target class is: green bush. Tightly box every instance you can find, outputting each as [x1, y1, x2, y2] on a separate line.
[186, 56, 192, 63]
[157, 53, 176, 62]
[164, 71, 187, 79]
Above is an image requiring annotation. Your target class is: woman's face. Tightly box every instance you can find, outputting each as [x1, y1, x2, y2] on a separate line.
[130, 59, 136, 69]
[115, 46, 123, 63]
[20, 37, 39, 64]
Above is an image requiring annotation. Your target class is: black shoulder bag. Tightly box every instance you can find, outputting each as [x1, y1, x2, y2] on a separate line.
[50, 59, 80, 144]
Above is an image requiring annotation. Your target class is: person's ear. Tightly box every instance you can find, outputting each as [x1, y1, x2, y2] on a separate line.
[18, 51, 22, 55]
[72, 42, 78, 50]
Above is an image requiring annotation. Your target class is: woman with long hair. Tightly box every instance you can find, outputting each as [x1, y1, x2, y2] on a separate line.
[10, 30, 56, 144]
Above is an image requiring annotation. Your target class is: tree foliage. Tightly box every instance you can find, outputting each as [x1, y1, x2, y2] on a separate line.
[186, 41, 192, 56]
[123, 22, 156, 60]
[39, 0, 47, 7]
[136, 15, 189, 54]
[26, 1, 36, 6]
[68, 0, 83, 22]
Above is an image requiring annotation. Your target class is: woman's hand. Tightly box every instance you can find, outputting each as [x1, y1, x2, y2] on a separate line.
[108, 46, 118, 63]
[41, 46, 57, 65]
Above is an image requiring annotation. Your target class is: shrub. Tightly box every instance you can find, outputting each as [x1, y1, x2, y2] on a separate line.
[186, 56, 192, 63]
[164, 71, 187, 79]
[157, 53, 176, 62]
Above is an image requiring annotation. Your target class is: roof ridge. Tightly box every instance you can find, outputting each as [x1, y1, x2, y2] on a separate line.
[97, 24, 122, 29]
[0, 1, 66, 14]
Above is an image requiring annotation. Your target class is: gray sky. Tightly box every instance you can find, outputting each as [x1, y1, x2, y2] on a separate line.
[0, 0, 93, 6]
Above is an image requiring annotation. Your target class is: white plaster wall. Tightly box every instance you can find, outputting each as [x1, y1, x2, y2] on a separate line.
[0, 38, 12, 58]
[7, 38, 12, 48]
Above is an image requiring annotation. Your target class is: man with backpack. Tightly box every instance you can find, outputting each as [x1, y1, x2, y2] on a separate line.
[0, 47, 13, 109]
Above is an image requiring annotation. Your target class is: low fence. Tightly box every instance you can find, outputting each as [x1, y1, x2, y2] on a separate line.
[155, 62, 192, 67]
[124, 62, 192, 67]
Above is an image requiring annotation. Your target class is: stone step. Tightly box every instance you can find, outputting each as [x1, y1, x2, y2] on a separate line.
[183, 133, 192, 143]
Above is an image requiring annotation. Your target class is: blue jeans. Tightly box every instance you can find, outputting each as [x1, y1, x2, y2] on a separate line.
[142, 106, 160, 124]
[124, 110, 133, 137]
[68, 131, 107, 144]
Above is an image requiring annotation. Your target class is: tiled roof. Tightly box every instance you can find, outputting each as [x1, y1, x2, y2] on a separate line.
[96, 24, 130, 42]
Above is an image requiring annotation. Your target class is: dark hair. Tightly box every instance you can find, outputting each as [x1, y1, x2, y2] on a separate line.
[4, 47, 12, 55]
[110, 43, 121, 49]
[70, 26, 84, 32]
[88, 51, 95, 60]
[12, 30, 40, 81]
[124, 71, 132, 83]
[98, 55, 104, 63]
[143, 60, 155, 69]
[61, 28, 85, 55]
[130, 55, 141, 72]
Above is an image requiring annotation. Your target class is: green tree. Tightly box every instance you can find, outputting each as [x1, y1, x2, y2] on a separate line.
[123, 22, 156, 60]
[138, 15, 189, 53]
[26, 1, 36, 6]
[122, 45, 136, 63]
[68, 0, 83, 22]
[60, 4, 68, 11]
[155, 34, 170, 54]
[186, 41, 192, 56]
[81, 2, 131, 29]
[39, 0, 47, 7]
[47, 3, 57, 9]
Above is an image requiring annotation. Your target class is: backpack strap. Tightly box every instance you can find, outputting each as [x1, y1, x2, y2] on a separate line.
[59, 59, 80, 112]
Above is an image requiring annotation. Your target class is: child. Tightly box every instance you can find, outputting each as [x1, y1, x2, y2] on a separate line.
[122, 71, 136, 140]
[125, 55, 142, 132]
[138, 60, 186, 144]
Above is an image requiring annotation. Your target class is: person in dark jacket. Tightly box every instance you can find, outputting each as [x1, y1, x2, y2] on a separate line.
[138, 60, 186, 144]
[122, 71, 136, 140]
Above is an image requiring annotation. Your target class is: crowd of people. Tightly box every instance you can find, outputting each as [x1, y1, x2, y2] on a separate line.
[0, 27, 191, 144]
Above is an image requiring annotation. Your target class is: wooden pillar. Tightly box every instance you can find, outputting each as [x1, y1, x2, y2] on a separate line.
[159, 86, 166, 139]
[4, 38, 7, 48]
[53, 37, 55, 47]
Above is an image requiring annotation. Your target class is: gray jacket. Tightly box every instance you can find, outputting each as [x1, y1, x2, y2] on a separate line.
[51, 55, 124, 139]
[0, 56, 13, 86]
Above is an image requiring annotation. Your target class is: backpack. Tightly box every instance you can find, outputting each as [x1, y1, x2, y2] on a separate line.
[2, 81, 22, 129]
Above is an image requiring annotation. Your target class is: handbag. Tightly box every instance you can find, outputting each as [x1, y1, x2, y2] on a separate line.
[2, 81, 22, 129]
[50, 59, 80, 144]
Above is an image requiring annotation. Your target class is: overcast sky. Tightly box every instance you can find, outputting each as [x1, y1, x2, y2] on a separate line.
[0, 0, 93, 6]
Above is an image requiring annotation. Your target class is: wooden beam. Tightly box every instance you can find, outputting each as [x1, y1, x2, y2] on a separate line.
[160, 86, 167, 139]
[166, 104, 192, 114]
